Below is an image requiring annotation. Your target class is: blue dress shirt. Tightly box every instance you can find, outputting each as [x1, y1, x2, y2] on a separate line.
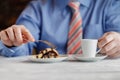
[0, 0, 120, 57]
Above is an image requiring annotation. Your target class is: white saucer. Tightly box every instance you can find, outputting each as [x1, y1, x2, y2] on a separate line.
[28, 55, 68, 63]
[74, 54, 107, 62]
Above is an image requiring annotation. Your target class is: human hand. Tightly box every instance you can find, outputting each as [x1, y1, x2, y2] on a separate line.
[98, 32, 120, 58]
[0, 25, 35, 47]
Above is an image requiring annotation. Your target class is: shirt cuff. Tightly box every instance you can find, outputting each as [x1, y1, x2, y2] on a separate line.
[0, 42, 27, 57]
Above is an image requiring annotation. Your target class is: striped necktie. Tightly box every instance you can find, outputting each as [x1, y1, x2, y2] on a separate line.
[67, 2, 82, 55]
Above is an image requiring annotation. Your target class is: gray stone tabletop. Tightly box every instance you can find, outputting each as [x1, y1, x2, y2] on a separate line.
[0, 56, 120, 80]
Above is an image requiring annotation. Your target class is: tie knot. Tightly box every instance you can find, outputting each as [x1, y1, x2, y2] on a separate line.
[68, 2, 80, 11]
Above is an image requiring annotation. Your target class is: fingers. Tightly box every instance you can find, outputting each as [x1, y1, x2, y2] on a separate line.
[0, 31, 13, 46]
[21, 26, 35, 42]
[100, 40, 116, 54]
[105, 46, 118, 56]
[12, 26, 23, 46]
[98, 32, 120, 58]
[5, 27, 15, 42]
[22, 35, 28, 43]
[98, 33, 114, 48]
[109, 51, 120, 58]
[0, 25, 35, 47]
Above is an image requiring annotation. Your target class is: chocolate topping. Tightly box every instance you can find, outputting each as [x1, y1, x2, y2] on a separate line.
[36, 48, 59, 59]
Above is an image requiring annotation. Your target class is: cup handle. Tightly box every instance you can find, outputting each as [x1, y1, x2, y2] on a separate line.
[96, 49, 102, 54]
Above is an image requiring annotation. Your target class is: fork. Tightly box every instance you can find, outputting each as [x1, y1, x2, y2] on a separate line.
[25, 39, 57, 49]
[35, 40, 57, 49]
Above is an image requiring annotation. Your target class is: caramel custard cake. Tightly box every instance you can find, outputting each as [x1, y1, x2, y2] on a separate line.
[35, 48, 59, 59]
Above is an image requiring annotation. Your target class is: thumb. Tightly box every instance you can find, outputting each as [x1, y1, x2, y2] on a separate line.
[21, 26, 35, 42]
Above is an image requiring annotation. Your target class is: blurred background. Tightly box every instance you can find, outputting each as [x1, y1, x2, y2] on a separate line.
[0, 0, 30, 31]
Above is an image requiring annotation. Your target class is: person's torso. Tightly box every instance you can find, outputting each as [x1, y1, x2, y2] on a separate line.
[37, 0, 111, 53]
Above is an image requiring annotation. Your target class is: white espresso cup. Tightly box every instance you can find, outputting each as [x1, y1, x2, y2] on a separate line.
[81, 39, 99, 57]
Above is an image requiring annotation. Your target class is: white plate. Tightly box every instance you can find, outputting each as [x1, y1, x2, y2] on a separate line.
[28, 55, 68, 63]
[74, 54, 107, 62]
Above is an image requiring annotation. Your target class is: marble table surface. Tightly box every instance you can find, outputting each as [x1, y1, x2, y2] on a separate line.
[0, 56, 120, 80]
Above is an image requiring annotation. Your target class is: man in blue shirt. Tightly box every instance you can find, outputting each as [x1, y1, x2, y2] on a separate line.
[0, 0, 120, 58]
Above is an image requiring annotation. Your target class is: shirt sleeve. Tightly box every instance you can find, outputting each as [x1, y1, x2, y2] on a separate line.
[0, 41, 35, 57]
[105, 0, 120, 32]
[0, 0, 41, 57]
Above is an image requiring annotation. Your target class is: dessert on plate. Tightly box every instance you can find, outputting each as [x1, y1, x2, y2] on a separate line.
[35, 48, 59, 59]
